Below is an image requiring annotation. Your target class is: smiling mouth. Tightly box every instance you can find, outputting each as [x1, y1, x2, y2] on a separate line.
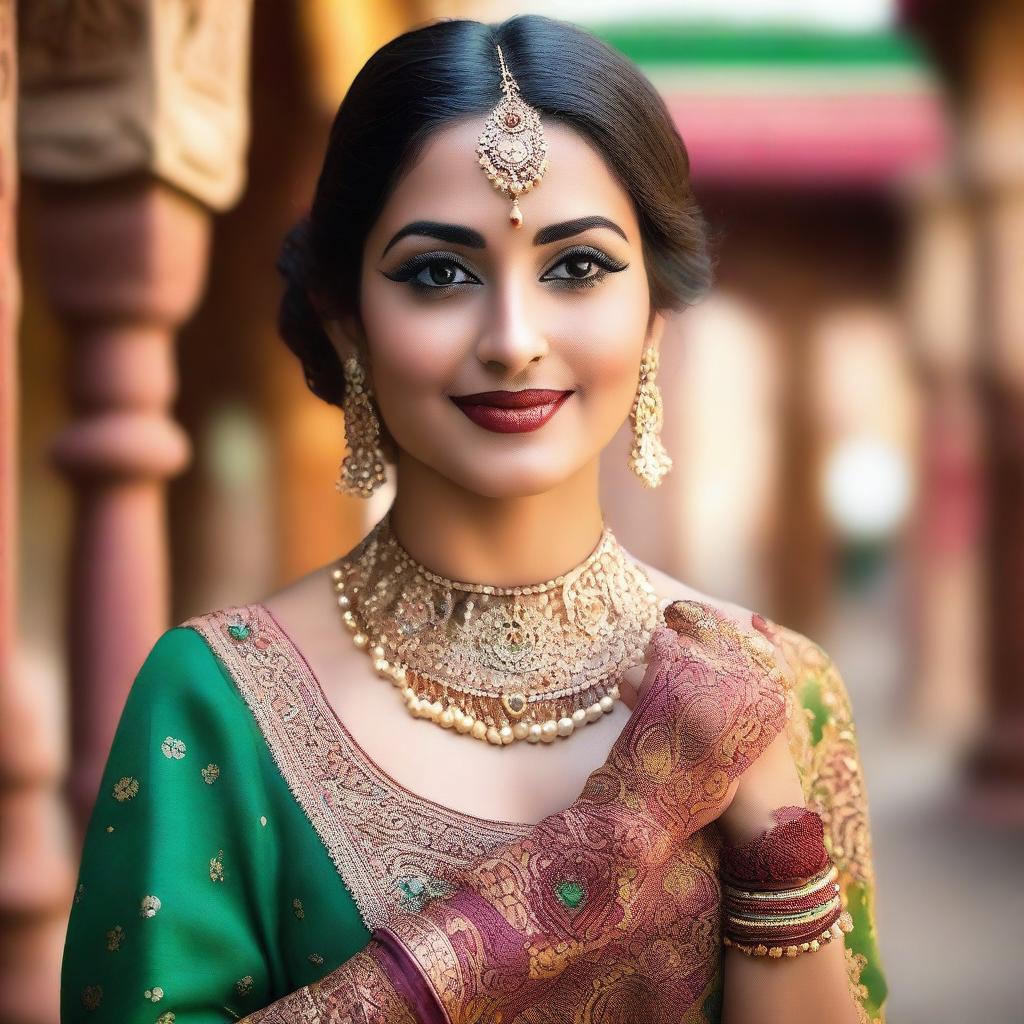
[449, 389, 574, 434]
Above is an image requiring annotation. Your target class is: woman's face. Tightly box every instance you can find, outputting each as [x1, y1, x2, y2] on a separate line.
[337, 117, 664, 499]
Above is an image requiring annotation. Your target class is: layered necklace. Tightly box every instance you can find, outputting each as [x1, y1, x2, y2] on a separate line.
[331, 511, 661, 746]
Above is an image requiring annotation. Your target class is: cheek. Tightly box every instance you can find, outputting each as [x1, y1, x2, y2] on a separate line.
[359, 278, 468, 397]
[557, 278, 648, 403]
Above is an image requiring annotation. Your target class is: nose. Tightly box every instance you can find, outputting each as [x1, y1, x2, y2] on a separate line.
[474, 278, 549, 377]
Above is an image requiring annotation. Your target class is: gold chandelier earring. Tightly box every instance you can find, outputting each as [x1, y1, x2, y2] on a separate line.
[336, 354, 388, 498]
[628, 346, 673, 488]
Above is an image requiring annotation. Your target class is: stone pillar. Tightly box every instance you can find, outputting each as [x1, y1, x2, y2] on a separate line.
[0, 6, 76, 1023]
[902, 171, 986, 739]
[18, 0, 253, 836]
[0, 0, 16, 718]
[31, 181, 204, 832]
[961, 0, 1024, 819]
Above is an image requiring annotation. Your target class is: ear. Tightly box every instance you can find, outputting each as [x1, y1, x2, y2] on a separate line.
[312, 297, 363, 363]
[645, 307, 667, 353]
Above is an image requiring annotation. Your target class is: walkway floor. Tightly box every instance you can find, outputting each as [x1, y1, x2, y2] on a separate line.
[828, 585, 1024, 1024]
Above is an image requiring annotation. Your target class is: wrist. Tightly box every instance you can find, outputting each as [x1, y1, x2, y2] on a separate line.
[719, 805, 853, 959]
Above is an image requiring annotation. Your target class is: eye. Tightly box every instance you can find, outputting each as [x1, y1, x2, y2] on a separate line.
[541, 245, 629, 290]
[382, 252, 481, 294]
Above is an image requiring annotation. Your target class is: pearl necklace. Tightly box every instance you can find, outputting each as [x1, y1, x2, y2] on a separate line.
[330, 511, 660, 746]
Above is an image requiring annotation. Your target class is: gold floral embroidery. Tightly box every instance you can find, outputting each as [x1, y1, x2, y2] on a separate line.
[144, 987, 164, 1002]
[291, 898, 304, 919]
[235, 976, 254, 996]
[845, 947, 873, 1024]
[105, 825, 114, 833]
[184, 606, 532, 931]
[201, 763, 220, 784]
[210, 850, 225, 882]
[156, 1013, 176, 1024]
[73, 882, 85, 904]
[113, 776, 140, 801]
[139, 894, 161, 918]
[394, 873, 457, 912]
[81, 985, 102, 1010]
[105, 925, 125, 951]
[307, 953, 324, 966]
[161, 736, 186, 760]
[238, 951, 418, 1024]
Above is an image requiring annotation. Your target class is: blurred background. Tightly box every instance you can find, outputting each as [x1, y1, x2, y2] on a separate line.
[2, 0, 1023, 1021]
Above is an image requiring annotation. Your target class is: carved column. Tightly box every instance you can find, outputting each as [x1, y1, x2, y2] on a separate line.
[0, 6, 75, 1023]
[31, 181, 203, 831]
[902, 171, 986, 738]
[961, 0, 1024, 818]
[19, 1, 253, 837]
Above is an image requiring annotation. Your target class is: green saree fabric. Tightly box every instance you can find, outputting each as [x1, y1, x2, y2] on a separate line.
[60, 603, 888, 1023]
[60, 625, 372, 1022]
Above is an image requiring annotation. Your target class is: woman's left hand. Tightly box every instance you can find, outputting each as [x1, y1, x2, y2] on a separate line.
[618, 606, 807, 850]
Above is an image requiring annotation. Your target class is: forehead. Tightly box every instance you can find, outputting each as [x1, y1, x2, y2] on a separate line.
[366, 117, 639, 252]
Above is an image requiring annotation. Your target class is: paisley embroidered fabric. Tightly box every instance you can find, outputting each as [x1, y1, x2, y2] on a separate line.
[241, 602, 874, 1023]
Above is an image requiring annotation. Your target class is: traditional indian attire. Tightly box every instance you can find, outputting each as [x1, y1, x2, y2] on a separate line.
[60, 601, 888, 1023]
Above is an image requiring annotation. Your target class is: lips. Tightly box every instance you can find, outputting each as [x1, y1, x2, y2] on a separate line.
[450, 389, 573, 434]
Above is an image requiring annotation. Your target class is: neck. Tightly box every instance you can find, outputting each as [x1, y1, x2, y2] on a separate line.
[387, 450, 605, 587]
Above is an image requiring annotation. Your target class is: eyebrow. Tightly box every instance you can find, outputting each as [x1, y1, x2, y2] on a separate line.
[380, 215, 628, 257]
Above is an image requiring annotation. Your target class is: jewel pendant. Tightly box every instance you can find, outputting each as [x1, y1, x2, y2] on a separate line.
[501, 691, 527, 719]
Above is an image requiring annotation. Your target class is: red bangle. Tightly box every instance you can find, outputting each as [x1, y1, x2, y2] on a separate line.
[720, 805, 854, 959]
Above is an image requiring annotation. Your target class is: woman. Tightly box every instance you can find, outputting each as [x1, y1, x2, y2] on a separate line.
[60, 15, 887, 1024]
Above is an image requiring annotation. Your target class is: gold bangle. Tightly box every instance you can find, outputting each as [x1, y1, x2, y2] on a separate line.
[725, 894, 841, 928]
[723, 911, 854, 959]
[722, 864, 838, 902]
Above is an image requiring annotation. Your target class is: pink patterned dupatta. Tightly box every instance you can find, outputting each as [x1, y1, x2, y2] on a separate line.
[243, 600, 822, 1024]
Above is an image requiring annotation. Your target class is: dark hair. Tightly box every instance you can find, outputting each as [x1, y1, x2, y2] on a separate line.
[277, 14, 712, 409]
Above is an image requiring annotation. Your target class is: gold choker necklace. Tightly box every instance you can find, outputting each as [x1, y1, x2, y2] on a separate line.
[330, 512, 661, 746]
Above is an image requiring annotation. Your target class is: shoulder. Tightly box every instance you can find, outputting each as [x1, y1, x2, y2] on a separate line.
[130, 623, 225, 702]
[124, 604, 272, 721]
[631, 556, 846, 701]
[258, 561, 338, 644]
[631, 556, 764, 642]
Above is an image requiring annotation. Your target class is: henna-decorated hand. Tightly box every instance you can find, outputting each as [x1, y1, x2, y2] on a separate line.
[244, 600, 795, 1024]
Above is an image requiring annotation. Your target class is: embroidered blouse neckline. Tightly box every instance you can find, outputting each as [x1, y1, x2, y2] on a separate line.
[255, 600, 538, 832]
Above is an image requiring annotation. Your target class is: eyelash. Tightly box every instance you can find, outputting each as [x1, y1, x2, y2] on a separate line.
[384, 245, 629, 296]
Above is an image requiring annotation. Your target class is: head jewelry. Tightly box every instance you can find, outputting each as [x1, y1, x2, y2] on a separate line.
[476, 44, 548, 228]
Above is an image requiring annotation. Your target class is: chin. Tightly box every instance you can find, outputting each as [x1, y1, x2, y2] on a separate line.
[442, 454, 584, 499]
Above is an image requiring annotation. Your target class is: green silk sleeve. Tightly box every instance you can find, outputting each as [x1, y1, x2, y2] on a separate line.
[785, 633, 890, 1024]
[60, 626, 371, 1023]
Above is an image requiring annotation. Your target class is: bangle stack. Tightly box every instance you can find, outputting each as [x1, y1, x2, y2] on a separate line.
[719, 804, 855, 959]
[721, 861, 854, 958]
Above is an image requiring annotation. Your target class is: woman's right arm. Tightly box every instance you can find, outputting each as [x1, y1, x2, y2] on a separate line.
[61, 628, 279, 1023]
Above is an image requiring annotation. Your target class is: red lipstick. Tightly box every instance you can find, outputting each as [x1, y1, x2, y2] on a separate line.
[450, 389, 573, 434]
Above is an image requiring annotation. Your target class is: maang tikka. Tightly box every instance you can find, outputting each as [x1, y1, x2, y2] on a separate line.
[628, 346, 673, 488]
[477, 43, 548, 228]
[336, 354, 388, 498]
